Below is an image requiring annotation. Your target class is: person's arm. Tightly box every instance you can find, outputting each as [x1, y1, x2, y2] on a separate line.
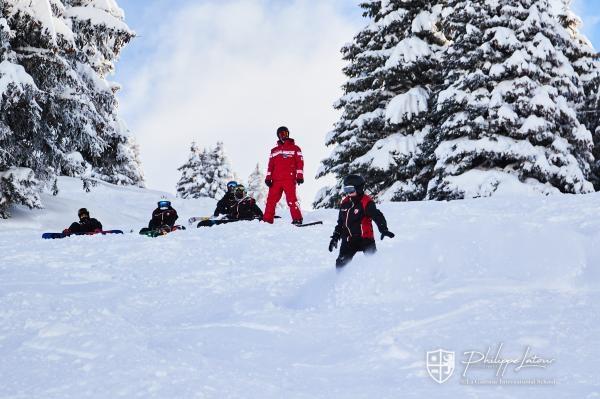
[266, 149, 275, 185]
[93, 218, 103, 231]
[365, 201, 394, 239]
[329, 208, 344, 252]
[365, 201, 387, 232]
[295, 145, 304, 182]
[214, 198, 225, 216]
[252, 200, 264, 219]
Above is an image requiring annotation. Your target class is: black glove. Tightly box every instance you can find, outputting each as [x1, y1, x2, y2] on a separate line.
[296, 177, 304, 185]
[265, 179, 273, 187]
[328, 234, 340, 252]
[380, 230, 395, 240]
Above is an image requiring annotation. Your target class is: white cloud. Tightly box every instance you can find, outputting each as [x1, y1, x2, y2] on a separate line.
[119, 0, 361, 207]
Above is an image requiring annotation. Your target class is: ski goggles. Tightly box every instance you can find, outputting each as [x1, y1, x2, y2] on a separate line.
[343, 185, 357, 194]
[227, 181, 238, 189]
[158, 200, 171, 208]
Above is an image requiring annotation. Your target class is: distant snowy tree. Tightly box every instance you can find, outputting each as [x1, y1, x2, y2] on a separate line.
[315, 0, 447, 208]
[176, 142, 204, 199]
[0, 0, 142, 218]
[247, 163, 267, 206]
[429, 0, 594, 199]
[176, 142, 234, 199]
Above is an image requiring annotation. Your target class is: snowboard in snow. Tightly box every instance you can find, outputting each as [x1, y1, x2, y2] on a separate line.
[139, 225, 186, 237]
[294, 221, 323, 227]
[196, 217, 261, 228]
[42, 230, 124, 240]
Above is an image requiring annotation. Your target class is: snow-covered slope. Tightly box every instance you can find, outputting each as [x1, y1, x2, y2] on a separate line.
[0, 177, 599, 398]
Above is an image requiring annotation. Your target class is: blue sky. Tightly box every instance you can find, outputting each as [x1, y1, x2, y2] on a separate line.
[112, 0, 600, 201]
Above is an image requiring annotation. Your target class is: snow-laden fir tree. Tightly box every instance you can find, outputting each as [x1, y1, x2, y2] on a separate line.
[556, 0, 600, 189]
[175, 142, 234, 199]
[246, 163, 267, 206]
[314, 0, 447, 208]
[175, 142, 204, 199]
[0, 0, 143, 217]
[428, 0, 594, 199]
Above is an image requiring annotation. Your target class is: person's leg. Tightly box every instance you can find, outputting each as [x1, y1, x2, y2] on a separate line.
[263, 182, 284, 223]
[362, 239, 377, 256]
[282, 180, 303, 221]
[336, 239, 358, 268]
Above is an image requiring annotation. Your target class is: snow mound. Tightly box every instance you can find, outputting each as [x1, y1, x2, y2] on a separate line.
[0, 177, 599, 397]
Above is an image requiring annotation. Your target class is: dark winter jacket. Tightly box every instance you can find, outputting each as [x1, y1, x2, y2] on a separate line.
[333, 194, 387, 241]
[229, 197, 264, 220]
[68, 217, 103, 234]
[149, 206, 178, 229]
[214, 192, 237, 216]
[266, 139, 304, 182]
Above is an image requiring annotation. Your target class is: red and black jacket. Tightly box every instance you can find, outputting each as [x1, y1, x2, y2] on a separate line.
[266, 139, 304, 182]
[333, 194, 387, 241]
[228, 197, 264, 220]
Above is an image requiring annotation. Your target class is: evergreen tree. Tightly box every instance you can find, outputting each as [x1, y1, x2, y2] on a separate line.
[247, 163, 267, 206]
[315, 0, 447, 208]
[429, 0, 594, 199]
[175, 142, 204, 199]
[175, 142, 234, 199]
[556, 0, 600, 189]
[0, 0, 142, 218]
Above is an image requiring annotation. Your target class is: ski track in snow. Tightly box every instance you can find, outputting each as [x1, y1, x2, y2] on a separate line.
[0, 177, 599, 398]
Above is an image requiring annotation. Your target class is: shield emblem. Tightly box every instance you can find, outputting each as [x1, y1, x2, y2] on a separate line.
[426, 349, 455, 384]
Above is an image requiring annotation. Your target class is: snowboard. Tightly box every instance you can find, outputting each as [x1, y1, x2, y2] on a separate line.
[139, 225, 186, 237]
[189, 215, 280, 225]
[196, 217, 261, 228]
[42, 230, 124, 240]
[294, 221, 323, 227]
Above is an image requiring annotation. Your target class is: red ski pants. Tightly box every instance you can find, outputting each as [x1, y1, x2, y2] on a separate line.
[263, 179, 303, 223]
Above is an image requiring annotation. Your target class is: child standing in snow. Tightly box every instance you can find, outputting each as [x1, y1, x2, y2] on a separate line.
[329, 175, 394, 268]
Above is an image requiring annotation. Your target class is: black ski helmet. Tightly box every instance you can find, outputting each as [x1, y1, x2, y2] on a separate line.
[342, 174, 366, 195]
[276, 126, 290, 141]
[78, 208, 89, 219]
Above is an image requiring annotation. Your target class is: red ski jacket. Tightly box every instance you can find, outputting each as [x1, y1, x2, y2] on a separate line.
[266, 139, 304, 182]
[334, 194, 388, 240]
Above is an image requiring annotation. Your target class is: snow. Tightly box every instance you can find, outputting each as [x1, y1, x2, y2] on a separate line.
[384, 86, 429, 124]
[1, 177, 599, 397]
[385, 37, 433, 68]
[65, 5, 130, 33]
[440, 168, 559, 198]
[5, 0, 74, 44]
[352, 129, 426, 171]
[0, 60, 36, 94]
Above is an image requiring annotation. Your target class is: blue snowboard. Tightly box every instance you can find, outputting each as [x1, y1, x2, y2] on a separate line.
[42, 230, 124, 240]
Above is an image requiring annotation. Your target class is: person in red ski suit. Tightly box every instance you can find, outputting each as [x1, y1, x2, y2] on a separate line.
[263, 126, 304, 224]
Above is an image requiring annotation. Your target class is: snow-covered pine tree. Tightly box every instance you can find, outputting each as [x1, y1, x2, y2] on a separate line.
[556, 0, 600, 189]
[204, 142, 234, 199]
[314, 0, 447, 208]
[428, 0, 594, 199]
[175, 142, 234, 199]
[175, 142, 203, 199]
[247, 163, 267, 206]
[0, 0, 142, 217]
